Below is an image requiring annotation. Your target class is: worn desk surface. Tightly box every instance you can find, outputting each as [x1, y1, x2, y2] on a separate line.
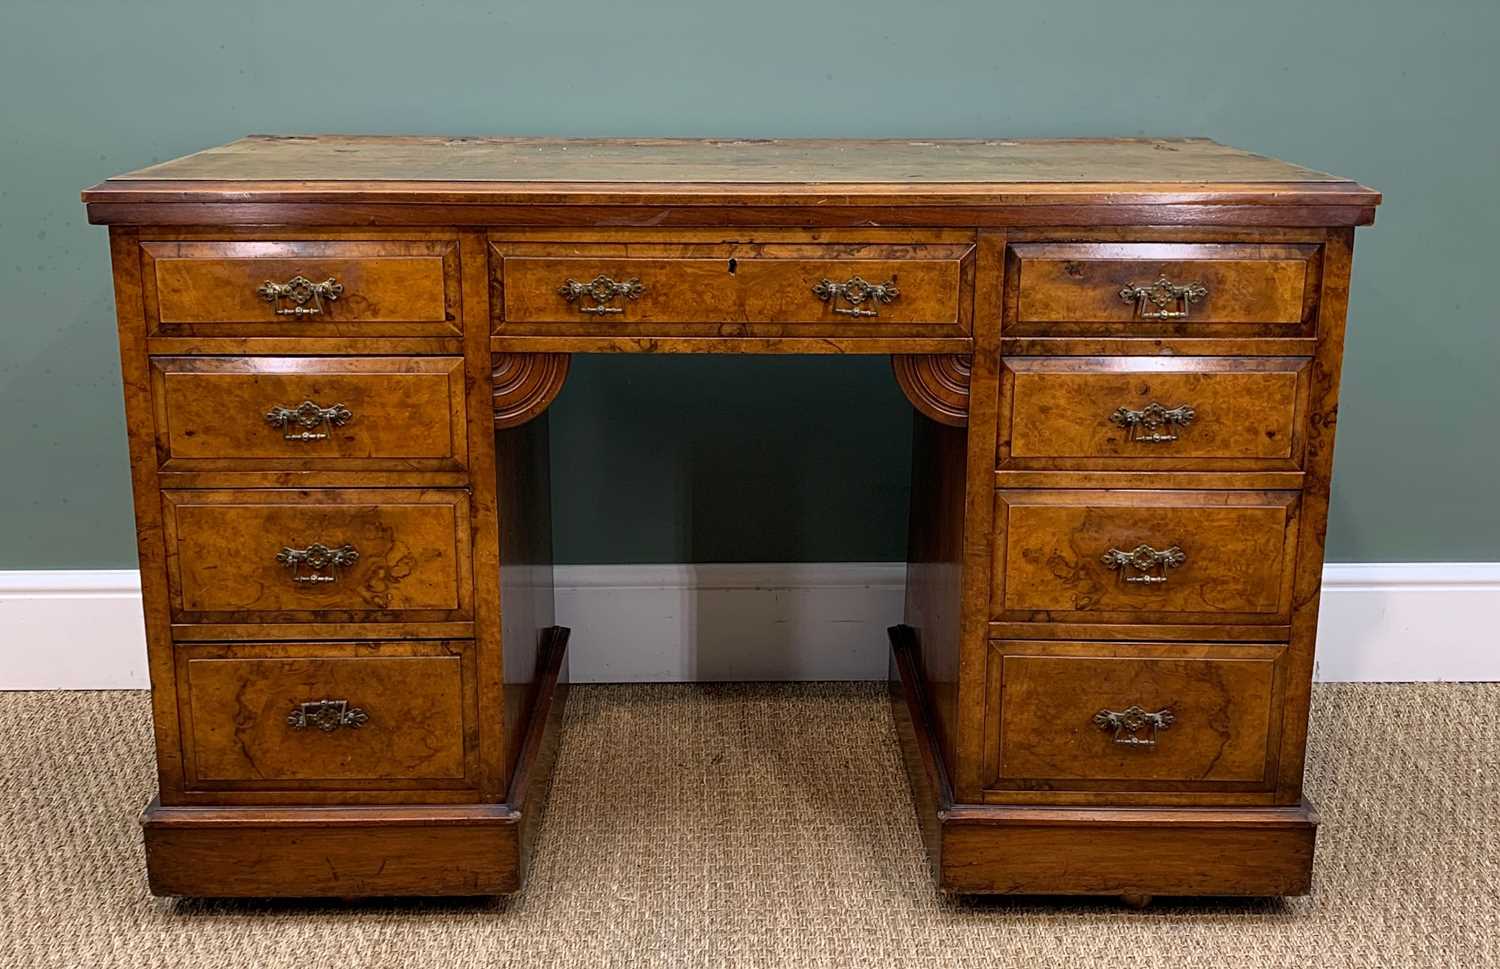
[83, 136, 1379, 210]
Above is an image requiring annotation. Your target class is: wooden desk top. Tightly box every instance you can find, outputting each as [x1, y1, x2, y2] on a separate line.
[82, 136, 1379, 212]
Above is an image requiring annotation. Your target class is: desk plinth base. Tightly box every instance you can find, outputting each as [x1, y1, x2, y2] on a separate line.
[141, 629, 570, 898]
[889, 628, 1318, 898]
[141, 802, 524, 897]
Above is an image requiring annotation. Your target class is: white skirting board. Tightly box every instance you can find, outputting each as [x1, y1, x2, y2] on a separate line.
[2, 563, 1497, 689]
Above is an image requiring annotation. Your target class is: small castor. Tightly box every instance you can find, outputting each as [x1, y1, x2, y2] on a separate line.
[1119, 893, 1153, 909]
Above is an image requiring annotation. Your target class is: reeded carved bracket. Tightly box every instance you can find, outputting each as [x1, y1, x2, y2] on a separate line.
[492, 353, 572, 429]
[891, 354, 972, 427]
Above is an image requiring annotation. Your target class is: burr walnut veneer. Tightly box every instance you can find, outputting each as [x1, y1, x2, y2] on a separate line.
[83, 136, 1378, 901]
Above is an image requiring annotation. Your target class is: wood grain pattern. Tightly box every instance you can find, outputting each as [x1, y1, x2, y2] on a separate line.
[139, 631, 569, 896]
[902, 420, 969, 768]
[889, 625, 955, 882]
[457, 228, 509, 801]
[999, 356, 1311, 471]
[492, 354, 571, 429]
[151, 356, 467, 470]
[1274, 227, 1357, 802]
[107, 226, 190, 802]
[944, 230, 1010, 801]
[86, 200, 1379, 229]
[140, 239, 462, 337]
[892, 354, 973, 426]
[84, 137, 1377, 210]
[491, 335, 974, 355]
[891, 628, 1317, 896]
[161, 488, 473, 623]
[169, 620, 474, 642]
[141, 801, 522, 897]
[176, 640, 477, 793]
[994, 471, 1306, 491]
[1014, 243, 1317, 321]
[86, 137, 1375, 900]
[984, 640, 1287, 793]
[940, 810, 1316, 897]
[1005, 242, 1321, 339]
[992, 490, 1300, 624]
[988, 620, 1291, 644]
[506, 627, 570, 877]
[496, 417, 559, 781]
[1001, 335, 1317, 358]
[492, 239, 973, 339]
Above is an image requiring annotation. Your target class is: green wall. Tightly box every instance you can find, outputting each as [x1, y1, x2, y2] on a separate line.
[2, 0, 1496, 568]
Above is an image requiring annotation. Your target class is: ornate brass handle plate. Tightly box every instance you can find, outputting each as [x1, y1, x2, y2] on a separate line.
[276, 542, 359, 584]
[287, 699, 369, 732]
[257, 274, 344, 318]
[559, 275, 646, 315]
[264, 400, 353, 442]
[1093, 705, 1174, 747]
[812, 275, 900, 317]
[1110, 401, 1197, 443]
[1119, 275, 1208, 320]
[1102, 543, 1186, 584]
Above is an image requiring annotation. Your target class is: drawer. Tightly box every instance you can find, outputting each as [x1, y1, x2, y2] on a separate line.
[1004, 242, 1320, 337]
[176, 640, 478, 793]
[999, 356, 1311, 471]
[492, 239, 973, 337]
[984, 640, 1286, 794]
[151, 357, 468, 470]
[162, 489, 472, 623]
[141, 239, 461, 337]
[992, 490, 1299, 625]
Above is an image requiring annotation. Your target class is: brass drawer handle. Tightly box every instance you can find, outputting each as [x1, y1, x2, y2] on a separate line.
[1102, 543, 1186, 584]
[257, 274, 344, 318]
[1119, 275, 1208, 320]
[1110, 401, 1196, 443]
[264, 400, 353, 442]
[287, 699, 369, 732]
[559, 274, 646, 315]
[276, 542, 359, 584]
[1093, 705, 1174, 747]
[812, 275, 900, 317]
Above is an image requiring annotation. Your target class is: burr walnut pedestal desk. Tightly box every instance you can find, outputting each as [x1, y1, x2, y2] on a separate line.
[82, 136, 1379, 902]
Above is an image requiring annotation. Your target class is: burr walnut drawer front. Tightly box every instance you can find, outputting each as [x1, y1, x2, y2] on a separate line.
[175, 640, 478, 794]
[491, 239, 974, 337]
[162, 489, 472, 624]
[150, 357, 468, 470]
[984, 640, 1287, 794]
[140, 239, 461, 337]
[999, 356, 1312, 471]
[1005, 242, 1321, 337]
[991, 490, 1300, 625]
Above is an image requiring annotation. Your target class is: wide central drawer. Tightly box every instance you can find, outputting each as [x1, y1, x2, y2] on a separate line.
[151, 356, 468, 470]
[491, 239, 974, 337]
[999, 356, 1311, 471]
[162, 488, 473, 623]
[984, 640, 1287, 795]
[992, 490, 1300, 625]
[175, 640, 478, 794]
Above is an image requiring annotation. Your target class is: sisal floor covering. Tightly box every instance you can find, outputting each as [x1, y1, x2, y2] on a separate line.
[1, 682, 1495, 968]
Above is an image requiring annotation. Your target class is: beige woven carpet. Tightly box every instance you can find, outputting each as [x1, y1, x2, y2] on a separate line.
[1, 683, 1496, 968]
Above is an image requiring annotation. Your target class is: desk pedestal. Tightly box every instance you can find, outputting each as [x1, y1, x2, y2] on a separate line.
[140, 629, 569, 897]
[890, 626, 1318, 898]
